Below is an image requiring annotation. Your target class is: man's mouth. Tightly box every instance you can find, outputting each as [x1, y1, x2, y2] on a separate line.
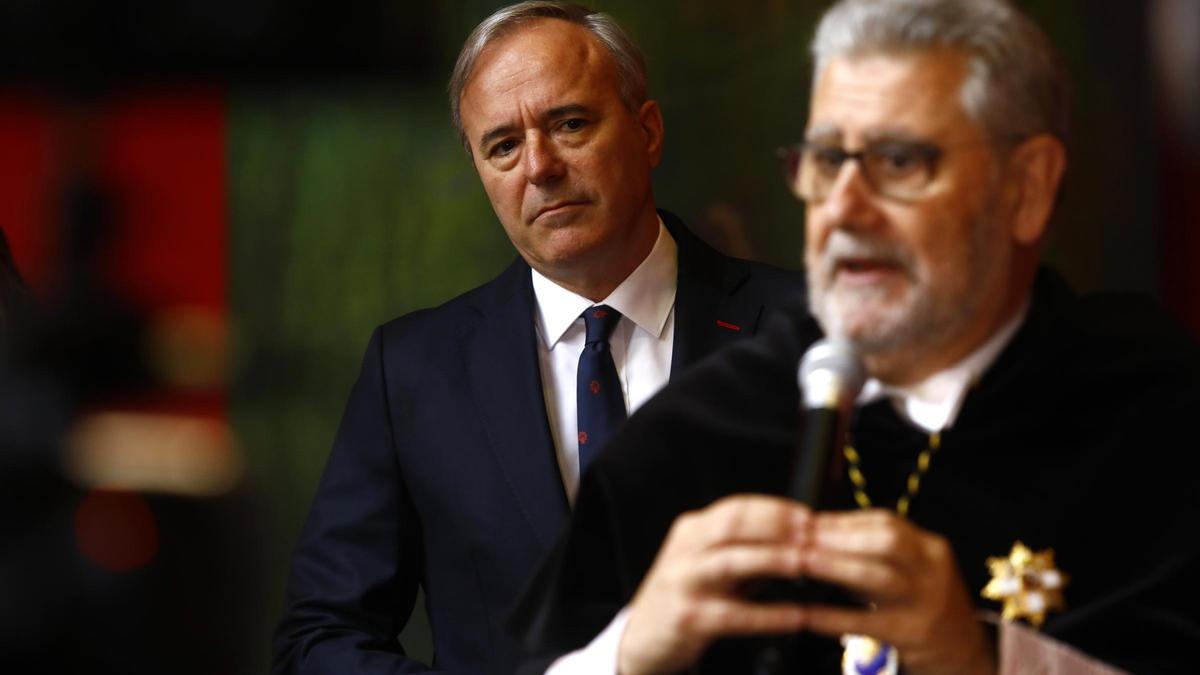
[534, 200, 588, 221]
[832, 258, 904, 284]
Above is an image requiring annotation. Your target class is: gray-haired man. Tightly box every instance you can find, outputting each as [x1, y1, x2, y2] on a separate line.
[513, 1, 1200, 673]
[272, 3, 805, 673]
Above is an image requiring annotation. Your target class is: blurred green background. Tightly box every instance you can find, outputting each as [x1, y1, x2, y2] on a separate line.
[230, 1, 1188, 671]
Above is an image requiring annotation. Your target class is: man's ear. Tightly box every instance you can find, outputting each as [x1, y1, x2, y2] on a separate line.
[637, 100, 665, 168]
[1005, 134, 1067, 245]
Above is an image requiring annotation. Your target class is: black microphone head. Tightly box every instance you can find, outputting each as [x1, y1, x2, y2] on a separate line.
[798, 338, 866, 411]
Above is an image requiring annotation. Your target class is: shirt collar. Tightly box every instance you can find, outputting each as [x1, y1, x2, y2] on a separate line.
[858, 299, 1030, 433]
[531, 218, 677, 349]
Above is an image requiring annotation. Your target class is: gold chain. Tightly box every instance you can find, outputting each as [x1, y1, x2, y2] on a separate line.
[843, 431, 941, 518]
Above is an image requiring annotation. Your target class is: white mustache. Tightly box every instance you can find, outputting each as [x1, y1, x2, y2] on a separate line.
[816, 230, 916, 281]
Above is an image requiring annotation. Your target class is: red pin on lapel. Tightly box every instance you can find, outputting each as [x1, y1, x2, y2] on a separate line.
[716, 319, 742, 331]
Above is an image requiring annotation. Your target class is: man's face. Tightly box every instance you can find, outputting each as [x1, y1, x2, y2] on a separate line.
[803, 51, 1016, 381]
[458, 19, 662, 293]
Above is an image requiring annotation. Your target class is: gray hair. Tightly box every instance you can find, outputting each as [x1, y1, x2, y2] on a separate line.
[448, 1, 648, 153]
[811, 0, 1069, 144]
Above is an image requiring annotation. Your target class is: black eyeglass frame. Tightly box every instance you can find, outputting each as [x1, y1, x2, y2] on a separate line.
[776, 139, 948, 204]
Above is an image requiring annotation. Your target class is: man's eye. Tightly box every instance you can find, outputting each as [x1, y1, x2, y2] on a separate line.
[490, 139, 519, 157]
[885, 151, 918, 169]
[871, 146, 924, 175]
[559, 118, 588, 132]
[809, 147, 845, 173]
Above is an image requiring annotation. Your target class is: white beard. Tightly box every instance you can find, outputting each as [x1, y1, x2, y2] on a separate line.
[807, 216, 996, 360]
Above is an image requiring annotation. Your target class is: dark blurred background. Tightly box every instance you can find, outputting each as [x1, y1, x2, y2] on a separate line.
[1, 1, 1197, 673]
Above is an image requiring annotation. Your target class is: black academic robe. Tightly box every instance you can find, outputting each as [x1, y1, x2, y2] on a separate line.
[512, 269, 1200, 674]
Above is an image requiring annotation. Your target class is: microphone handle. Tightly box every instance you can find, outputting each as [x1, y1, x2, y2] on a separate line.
[750, 407, 856, 674]
[788, 407, 843, 506]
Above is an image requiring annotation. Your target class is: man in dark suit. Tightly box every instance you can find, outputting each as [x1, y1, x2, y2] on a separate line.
[271, 3, 805, 673]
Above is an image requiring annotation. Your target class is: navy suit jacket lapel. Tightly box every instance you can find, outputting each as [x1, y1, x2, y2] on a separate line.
[665, 211, 766, 378]
[460, 215, 773, 547]
[463, 259, 570, 550]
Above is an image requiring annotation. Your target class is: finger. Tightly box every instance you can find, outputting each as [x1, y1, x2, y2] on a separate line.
[683, 598, 807, 638]
[668, 495, 811, 554]
[801, 547, 911, 602]
[686, 544, 805, 590]
[812, 510, 922, 571]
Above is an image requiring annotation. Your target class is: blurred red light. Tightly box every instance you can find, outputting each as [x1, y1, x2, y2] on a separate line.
[73, 489, 159, 573]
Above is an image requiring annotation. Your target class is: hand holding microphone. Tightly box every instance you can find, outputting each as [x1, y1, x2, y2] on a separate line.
[748, 339, 867, 673]
[752, 339, 993, 675]
[742, 338, 869, 608]
[616, 339, 993, 675]
[618, 339, 867, 675]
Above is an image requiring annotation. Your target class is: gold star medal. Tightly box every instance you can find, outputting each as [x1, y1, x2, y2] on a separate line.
[841, 635, 898, 675]
[981, 541, 1068, 627]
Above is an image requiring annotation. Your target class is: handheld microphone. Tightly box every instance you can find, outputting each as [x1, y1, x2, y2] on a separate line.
[750, 338, 866, 675]
[789, 338, 866, 505]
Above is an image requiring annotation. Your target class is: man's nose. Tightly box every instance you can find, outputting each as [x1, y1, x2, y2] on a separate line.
[525, 134, 566, 186]
[819, 161, 882, 230]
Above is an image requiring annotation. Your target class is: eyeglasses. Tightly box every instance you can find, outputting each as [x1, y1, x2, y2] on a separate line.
[778, 140, 944, 204]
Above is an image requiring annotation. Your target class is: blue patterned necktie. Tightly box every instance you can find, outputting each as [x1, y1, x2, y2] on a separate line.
[576, 304, 627, 475]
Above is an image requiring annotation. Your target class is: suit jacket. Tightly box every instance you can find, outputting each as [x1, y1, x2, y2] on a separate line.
[512, 269, 1200, 673]
[272, 211, 807, 674]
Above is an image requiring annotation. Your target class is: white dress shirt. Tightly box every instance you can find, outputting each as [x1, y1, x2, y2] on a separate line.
[857, 300, 1028, 433]
[546, 301, 1106, 675]
[531, 220, 677, 505]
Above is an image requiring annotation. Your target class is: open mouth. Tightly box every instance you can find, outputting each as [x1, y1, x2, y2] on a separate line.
[838, 258, 898, 272]
[833, 258, 904, 283]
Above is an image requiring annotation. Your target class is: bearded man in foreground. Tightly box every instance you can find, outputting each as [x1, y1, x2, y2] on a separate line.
[511, 1, 1200, 673]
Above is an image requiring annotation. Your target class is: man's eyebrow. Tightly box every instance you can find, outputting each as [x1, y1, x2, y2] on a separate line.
[804, 123, 841, 143]
[861, 128, 928, 145]
[544, 103, 592, 121]
[478, 124, 518, 153]
[803, 124, 928, 146]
